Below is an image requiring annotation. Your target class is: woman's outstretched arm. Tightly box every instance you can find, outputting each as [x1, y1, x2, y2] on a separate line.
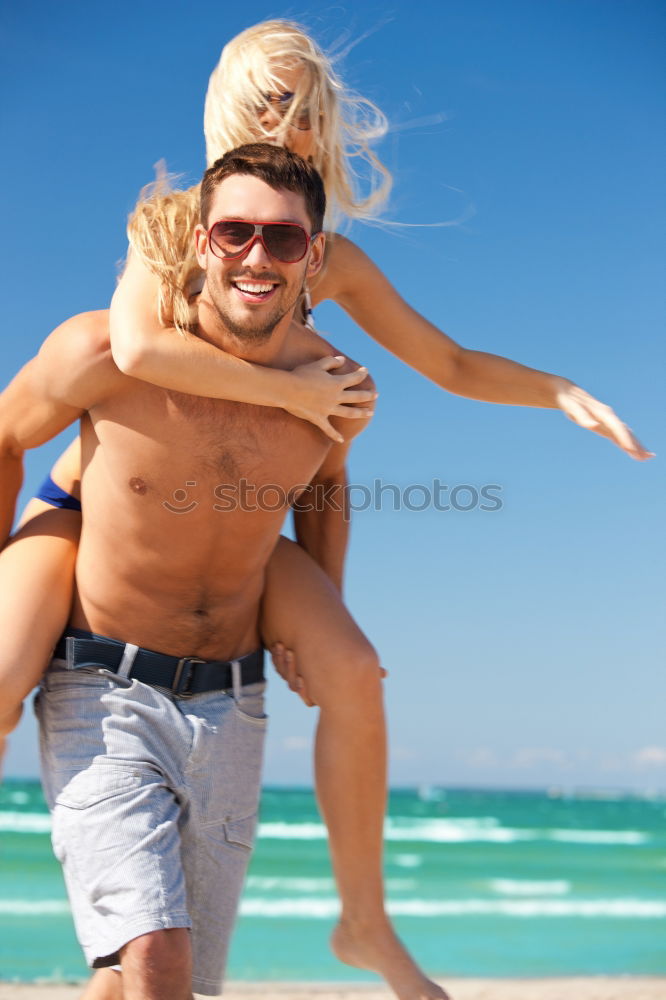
[313, 235, 653, 461]
[109, 230, 651, 460]
[110, 251, 375, 444]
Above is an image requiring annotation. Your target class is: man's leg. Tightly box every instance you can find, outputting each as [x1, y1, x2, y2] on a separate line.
[262, 538, 449, 1000]
[38, 669, 195, 995]
[179, 675, 267, 997]
[39, 641, 265, 999]
[77, 931, 192, 1000]
[120, 929, 192, 1000]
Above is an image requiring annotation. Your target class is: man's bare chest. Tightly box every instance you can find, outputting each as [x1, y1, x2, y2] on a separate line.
[89, 386, 329, 500]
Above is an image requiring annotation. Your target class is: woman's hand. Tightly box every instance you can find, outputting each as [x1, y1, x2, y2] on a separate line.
[271, 643, 316, 707]
[554, 379, 654, 460]
[286, 356, 377, 443]
[271, 640, 388, 707]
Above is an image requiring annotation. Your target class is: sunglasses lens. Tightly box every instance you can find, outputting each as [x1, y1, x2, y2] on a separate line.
[259, 92, 312, 131]
[209, 222, 309, 262]
[210, 221, 255, 257]
[263, 224, 308, 262]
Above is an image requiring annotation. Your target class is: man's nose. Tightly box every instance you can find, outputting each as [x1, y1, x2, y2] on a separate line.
[242, 236, 272, 267]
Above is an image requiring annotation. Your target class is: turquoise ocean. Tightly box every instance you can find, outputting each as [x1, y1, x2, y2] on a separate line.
[1, 782, 665, 983]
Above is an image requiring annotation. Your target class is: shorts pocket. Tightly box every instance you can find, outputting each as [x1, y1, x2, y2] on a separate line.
[55, 763, 143, 809]
[42, 669, 111, 696]
[233, 682, 268, 727]
[224, 813, 258, 851]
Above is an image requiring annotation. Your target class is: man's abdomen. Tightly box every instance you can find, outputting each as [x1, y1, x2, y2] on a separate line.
[71, 514, 269, 659]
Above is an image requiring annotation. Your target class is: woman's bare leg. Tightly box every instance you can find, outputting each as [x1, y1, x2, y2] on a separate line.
[0, 501, 80, 741]
[0, 439, 82, 758]
[262, 538, 449, 1000]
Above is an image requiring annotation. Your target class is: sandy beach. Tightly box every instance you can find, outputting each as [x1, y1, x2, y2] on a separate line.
[2, 980, 666, 1000]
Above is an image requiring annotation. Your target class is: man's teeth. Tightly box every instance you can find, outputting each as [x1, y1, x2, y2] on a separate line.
[235, 281, 274, 294]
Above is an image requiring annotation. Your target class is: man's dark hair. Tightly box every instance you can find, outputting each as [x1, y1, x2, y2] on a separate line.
[200, 143, 326, 233]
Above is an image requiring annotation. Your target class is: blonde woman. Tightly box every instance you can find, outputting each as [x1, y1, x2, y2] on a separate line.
[0, 19, 649, 1000]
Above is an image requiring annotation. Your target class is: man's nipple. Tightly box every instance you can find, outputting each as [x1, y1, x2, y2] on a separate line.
[128, 477, 148, 495]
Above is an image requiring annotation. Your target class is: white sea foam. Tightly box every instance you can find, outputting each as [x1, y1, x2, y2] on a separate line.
[386, 878, 418, 891]
[247, 876, 335, 891]
[8, 790, 30, 805]
[385, 818, 531, 843]
[489, 879, 571, 896]
[256, 817, 531, 843]
[393, 853, 423, 868]
[0, 812, 52, 834]
[0, 812, 652, 847]
[0, 900, 70, 915]
[549, 830, 648, 846]
[258, 821, 327, 839]
[388, 899, 666, 918]
[257, 818, 652, 846]
[2, 895, 663, 920]
[246, 876, 415, 892]
[238, 897, 666, 919]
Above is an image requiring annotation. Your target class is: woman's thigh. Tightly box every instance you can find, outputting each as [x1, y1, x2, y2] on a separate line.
[261, 537, 380, 707]
[0, 502, 81, 706]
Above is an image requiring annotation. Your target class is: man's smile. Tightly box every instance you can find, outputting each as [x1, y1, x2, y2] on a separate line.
[229, 274, 281, 303]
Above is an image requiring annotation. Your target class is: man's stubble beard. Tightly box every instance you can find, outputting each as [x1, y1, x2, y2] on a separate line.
[209, 273, 305, 345]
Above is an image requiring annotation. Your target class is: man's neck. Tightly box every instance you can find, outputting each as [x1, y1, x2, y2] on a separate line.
[195, 297, 295, 368]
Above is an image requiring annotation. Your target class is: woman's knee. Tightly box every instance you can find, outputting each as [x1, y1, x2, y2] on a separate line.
[316, 637, 385, 709]
[0, 658, 32, 722]
[0, 640, 56, 711]
[0, 702, 23, 737]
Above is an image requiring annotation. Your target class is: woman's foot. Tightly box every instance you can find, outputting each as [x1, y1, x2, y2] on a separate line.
[331, 916, 451, 1000]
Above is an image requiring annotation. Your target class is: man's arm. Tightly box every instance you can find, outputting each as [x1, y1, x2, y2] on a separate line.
[0, 358, 83, 543]
[0, 311, 118, 544]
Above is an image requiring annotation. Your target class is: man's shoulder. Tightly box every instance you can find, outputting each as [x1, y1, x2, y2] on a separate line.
[298, 330, 375, 445]
[35, 309, 125, 408]
[307, 330, 376, 391]
[48, 309, 111, 358]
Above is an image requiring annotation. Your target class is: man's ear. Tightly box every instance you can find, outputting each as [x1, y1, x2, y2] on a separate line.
[194, 224, 209, 269]
[306, 232, 326, 280]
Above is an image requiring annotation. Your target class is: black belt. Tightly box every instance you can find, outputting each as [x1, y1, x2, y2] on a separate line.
[53, 629, 264, 698]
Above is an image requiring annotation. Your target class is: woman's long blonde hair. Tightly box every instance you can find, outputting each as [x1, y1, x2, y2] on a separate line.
[127, 19, 392, 332]
[205, 20, 391, 226]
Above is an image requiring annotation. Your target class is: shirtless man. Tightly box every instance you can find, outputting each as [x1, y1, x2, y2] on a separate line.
[0, 145, 375, 999]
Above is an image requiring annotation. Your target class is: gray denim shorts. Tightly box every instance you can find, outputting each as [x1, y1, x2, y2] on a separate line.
[36, 660, 267, 996]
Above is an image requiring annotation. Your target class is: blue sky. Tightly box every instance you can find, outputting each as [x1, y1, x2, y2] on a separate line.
[1, 0, 664, 790]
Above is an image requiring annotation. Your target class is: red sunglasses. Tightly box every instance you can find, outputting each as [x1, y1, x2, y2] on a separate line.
[207, 220, 317, 263]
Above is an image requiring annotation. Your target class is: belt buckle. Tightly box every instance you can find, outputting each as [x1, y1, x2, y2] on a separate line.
[172, 657, 205, 698]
